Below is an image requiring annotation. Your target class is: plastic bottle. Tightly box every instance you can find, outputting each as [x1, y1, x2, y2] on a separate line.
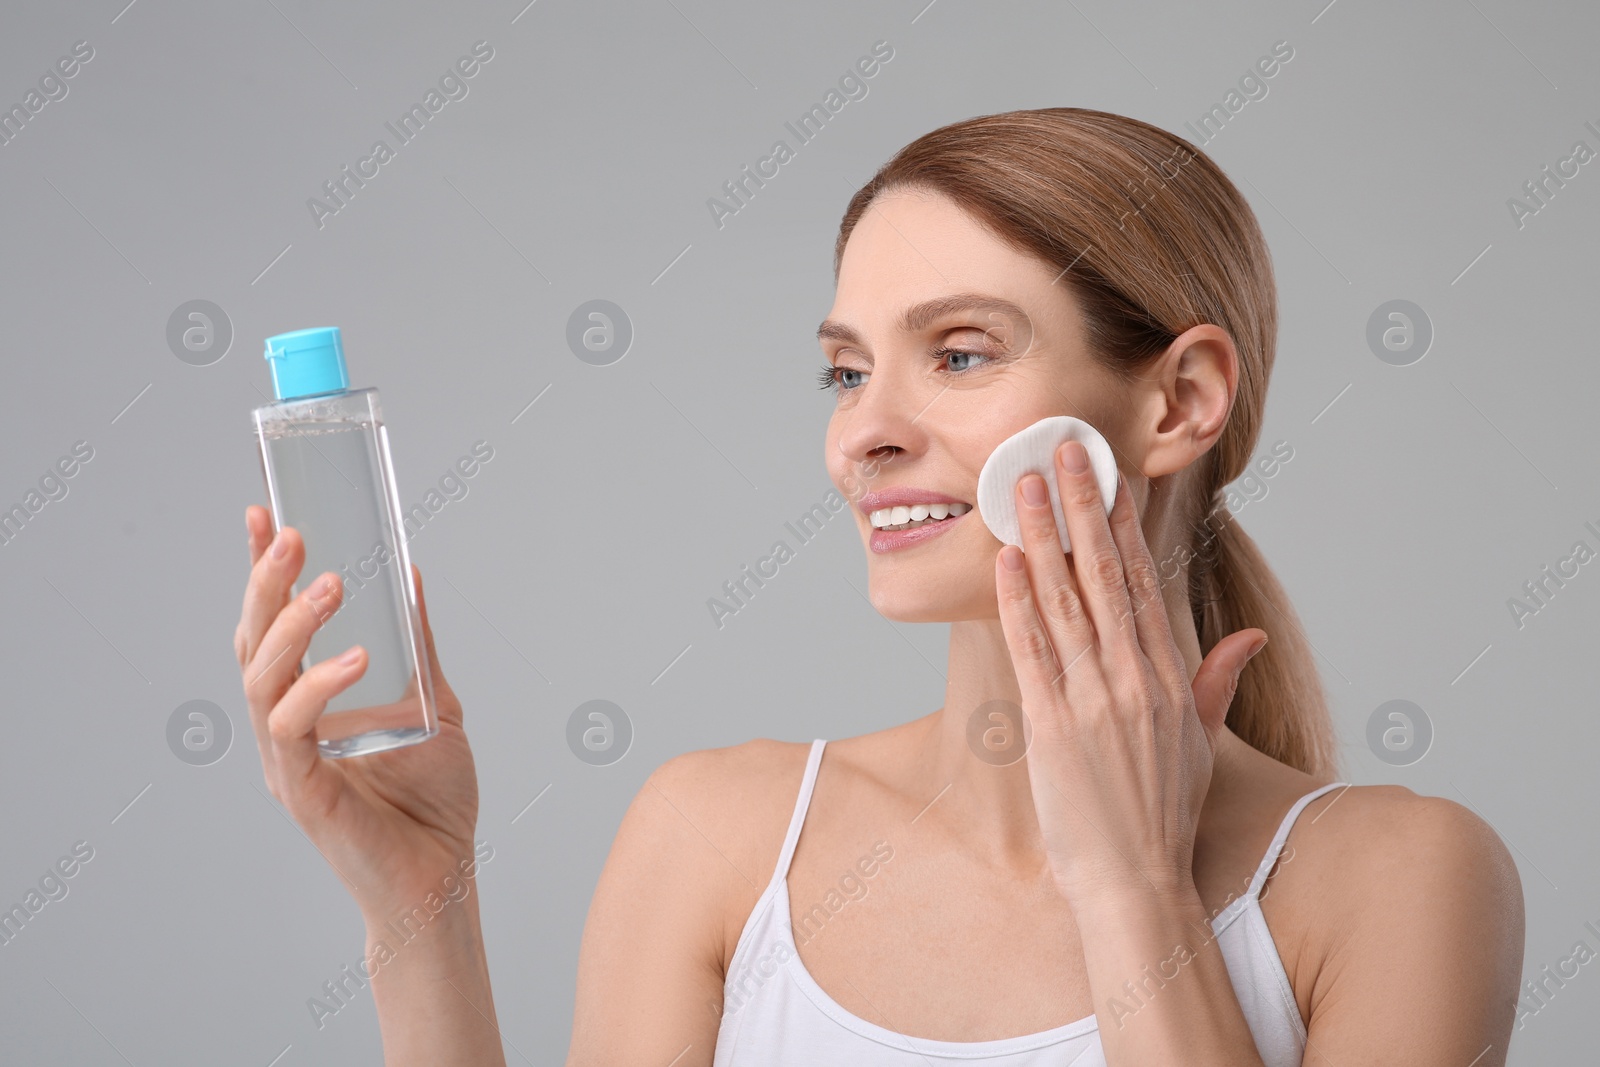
[252, 327, 438, 757]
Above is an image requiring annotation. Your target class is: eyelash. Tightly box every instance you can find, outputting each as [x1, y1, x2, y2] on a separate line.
[815, 345, 991, 393]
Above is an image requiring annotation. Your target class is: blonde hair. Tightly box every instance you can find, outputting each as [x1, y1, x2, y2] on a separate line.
[833, 107, 1339, 779]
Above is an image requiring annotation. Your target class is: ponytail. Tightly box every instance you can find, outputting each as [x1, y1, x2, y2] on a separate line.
[1192, 502, 1341, 778]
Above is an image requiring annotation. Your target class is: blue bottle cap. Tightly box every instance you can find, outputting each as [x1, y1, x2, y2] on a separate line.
[264, 326, 350, 400]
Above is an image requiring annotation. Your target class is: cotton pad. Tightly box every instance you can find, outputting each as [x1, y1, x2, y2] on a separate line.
[975, 416, 1118, 552]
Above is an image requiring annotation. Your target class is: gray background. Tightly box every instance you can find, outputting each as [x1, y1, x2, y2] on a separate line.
[1, 0, 1595, 1063]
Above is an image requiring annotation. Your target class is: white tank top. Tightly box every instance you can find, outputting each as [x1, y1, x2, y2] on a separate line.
[712, 738, 1346, 1066]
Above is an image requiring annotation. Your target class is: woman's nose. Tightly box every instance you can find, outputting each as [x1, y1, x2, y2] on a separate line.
[834, 362, 934, 466]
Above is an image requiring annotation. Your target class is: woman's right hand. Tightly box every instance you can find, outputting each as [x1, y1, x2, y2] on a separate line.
[234, 504, 483, 924]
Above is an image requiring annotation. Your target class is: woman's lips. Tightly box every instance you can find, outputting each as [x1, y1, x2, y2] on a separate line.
[868, 510, 969, 553]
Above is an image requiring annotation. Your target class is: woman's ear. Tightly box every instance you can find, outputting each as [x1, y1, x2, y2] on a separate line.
[1136, 323, 1238, 480]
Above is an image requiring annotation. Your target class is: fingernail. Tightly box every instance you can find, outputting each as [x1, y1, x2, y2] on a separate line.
[1020, 475, 1048, 508]
[1061, 441, 1089, 473]
[1248, 635, 1269, 659]
[339, 646, 362, 666]
[270, 532, 288, 560]
[308, 573, 332, 598]
[1001, 545, 1025, 572]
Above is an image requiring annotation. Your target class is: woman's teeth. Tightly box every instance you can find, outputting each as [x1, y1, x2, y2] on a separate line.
[869, 501, 971, 531]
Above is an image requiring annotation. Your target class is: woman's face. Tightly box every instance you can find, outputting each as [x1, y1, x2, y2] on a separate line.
[820, 187, 1135, 623]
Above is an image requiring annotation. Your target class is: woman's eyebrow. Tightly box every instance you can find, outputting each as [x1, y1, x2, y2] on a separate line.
[816, 293, 1030, 346]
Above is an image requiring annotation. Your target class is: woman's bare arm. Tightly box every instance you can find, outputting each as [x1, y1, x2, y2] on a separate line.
[1299, 790, 1525, 1064]
[366, 890, 507, 1065]
[566, 746, 767, 1066]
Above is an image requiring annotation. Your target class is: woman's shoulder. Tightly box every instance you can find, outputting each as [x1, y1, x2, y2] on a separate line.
[626, 735, 816, 844]
[1214, 741, 1518, 912]
[1294, 781, 1521, 916]
[1274, 778, 1521, 908]
[640, 736, 818, 848]
[622, 738, 822, 965]
[638, 725, 910, 844]
[574, 738, 823, 1044]
[1255, 772, 1524, 1032]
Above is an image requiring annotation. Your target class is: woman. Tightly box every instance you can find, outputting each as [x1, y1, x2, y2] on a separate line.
[234, 108, 1525, 1065]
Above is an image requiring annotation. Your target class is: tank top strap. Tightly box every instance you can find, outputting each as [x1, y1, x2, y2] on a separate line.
[768, 739, 832, 889]
[766, 739, 828, 890]
[1244, 781, 1349, 901]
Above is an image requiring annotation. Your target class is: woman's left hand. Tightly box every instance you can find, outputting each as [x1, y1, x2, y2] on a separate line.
[993, 440, 1268, 906]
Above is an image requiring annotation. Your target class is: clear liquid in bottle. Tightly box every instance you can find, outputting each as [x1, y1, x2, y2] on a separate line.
[252, 328, 437, 758]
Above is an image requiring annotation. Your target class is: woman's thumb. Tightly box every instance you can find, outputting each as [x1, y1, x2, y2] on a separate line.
[1191, 629, 1268, 741]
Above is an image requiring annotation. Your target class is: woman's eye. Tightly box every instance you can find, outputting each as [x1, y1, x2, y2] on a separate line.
[937, 347, 990, 373]
[816, 364, 867, 392]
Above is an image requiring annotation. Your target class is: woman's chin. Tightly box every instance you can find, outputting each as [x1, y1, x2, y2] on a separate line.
[866, 584, 992, 624]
